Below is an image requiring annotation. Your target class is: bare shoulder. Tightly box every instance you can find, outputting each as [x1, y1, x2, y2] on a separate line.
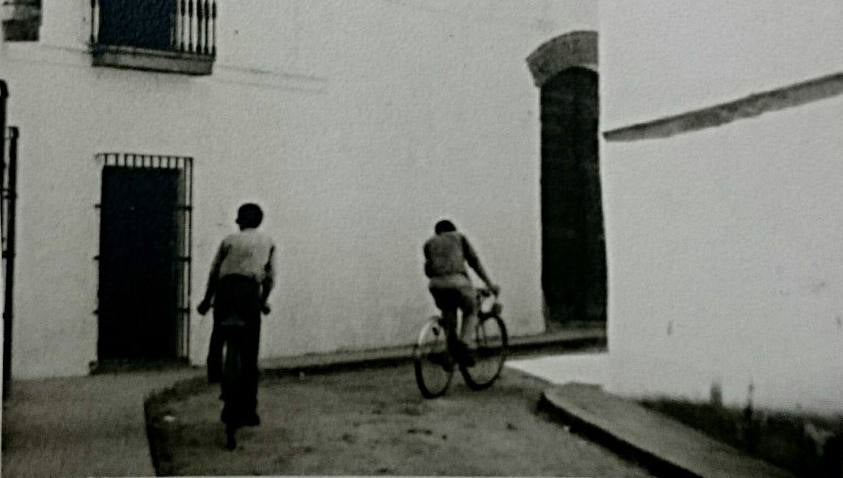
[257, 230, 276, 247]
[221, 232, 238, 245]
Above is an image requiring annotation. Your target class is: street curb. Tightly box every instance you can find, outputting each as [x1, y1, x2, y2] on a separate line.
[538, 384, 794, 478]
[260, 329, 606, 378]
[538, 391, 700, 478]
[145, 329, 606, 405]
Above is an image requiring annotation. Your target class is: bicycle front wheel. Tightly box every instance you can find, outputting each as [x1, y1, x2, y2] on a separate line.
[413, 317, 454, 398]
[220, 328, 245, 427]
[460, 315, 508, 390]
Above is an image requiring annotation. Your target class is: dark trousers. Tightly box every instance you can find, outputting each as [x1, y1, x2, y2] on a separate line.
[429, 286, 476, 354]
[207, 275, 262, 427]
[219, 319, 261, 426]
[207, 323, 224, 382]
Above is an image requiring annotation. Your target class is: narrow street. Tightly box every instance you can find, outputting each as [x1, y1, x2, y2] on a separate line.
[150, 361, 653, 476]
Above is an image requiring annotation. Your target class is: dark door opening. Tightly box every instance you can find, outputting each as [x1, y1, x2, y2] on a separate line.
[540, 67, 606, 325]
[98, 163, 185, 361]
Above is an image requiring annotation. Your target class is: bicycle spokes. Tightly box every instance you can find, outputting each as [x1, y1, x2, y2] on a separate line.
[413, 319, 455, 398]
[460, 315, 508, 390]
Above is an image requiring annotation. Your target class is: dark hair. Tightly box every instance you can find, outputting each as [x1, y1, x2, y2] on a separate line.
[434, 219, 457, 234]
[236, 203, 264, 228]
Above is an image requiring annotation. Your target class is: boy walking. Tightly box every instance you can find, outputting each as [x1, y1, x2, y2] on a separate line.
[197, 203, 275, 448]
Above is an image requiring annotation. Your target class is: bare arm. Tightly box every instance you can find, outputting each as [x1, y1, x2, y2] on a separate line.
[462, 235, 496, 290]
[198, 242, 227, 314]
[423, 242, 434, 278]
[260, 245, 276, 306]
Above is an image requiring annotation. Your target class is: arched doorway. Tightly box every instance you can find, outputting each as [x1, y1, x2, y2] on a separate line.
[528, 32, 606, 327]
[541, 68, 604, 324]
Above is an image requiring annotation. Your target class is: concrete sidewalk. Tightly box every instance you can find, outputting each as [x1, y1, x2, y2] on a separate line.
[1, 368, 202, 478]
[540, 383, 794, 478]
[508, 351, 610, 386]
[1, 327, 603, 477]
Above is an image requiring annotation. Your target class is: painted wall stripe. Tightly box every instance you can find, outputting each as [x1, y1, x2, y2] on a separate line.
[603, 72, 843, 142]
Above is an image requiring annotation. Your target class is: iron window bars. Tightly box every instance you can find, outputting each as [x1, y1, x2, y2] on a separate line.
[95, 153, 193, 360]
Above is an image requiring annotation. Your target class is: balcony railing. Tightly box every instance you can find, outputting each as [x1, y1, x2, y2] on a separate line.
[90, 0, 216, 76]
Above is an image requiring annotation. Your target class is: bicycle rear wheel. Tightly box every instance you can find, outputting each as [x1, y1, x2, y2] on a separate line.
[413, 317, 454, 398]
[220, 329, 244, 427]
[460, 315, 508, 390]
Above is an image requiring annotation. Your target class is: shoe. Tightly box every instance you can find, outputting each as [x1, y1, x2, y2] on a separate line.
[455, 342, 475, 367]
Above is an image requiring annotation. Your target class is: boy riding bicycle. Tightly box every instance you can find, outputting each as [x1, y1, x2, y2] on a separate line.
[423, 219, 499, 365]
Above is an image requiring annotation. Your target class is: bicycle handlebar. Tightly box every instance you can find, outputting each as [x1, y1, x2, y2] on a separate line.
[476, 287, 503, 317]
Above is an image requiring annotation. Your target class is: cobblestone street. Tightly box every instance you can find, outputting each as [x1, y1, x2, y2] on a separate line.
[149, 363, 652, 476]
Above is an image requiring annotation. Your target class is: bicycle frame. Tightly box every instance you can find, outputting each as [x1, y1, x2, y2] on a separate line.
[413, 286, 507, 398]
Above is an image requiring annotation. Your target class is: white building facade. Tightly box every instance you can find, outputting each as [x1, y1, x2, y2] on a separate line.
[600, 0, 843, 416]
[1, 1, 598, 378]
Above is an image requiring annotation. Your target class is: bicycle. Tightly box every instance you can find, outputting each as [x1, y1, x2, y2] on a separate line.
[200, 300, 269, 451]
[413, 287, 508, 398]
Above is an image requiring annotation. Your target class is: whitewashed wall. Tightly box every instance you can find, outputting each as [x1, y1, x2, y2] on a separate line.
[600, 0, 843, 415]
[0, 0, 597, 378]
[600, 0, 843, 131]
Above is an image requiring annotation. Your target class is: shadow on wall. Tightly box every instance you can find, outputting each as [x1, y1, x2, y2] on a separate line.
[641, 398, 843, 477]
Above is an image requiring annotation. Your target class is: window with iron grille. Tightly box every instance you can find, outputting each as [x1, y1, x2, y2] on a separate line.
[95, 153, 193, 362]
[1, 93, 19, 395]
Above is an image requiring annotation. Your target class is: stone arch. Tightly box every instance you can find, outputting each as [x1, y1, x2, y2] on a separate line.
[527, 31, 597, 87]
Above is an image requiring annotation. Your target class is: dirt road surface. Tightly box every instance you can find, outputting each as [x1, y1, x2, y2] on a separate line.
[149, 363, 653, 476]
